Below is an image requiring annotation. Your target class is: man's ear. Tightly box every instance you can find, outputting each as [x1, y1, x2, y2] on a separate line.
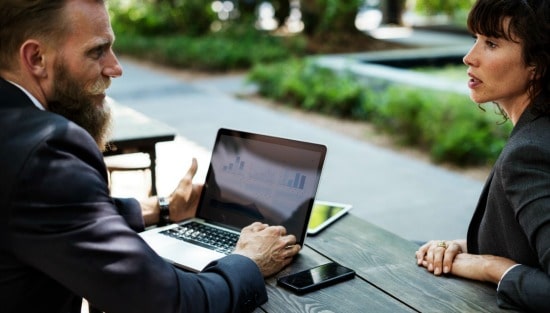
[20, 40, 48, 78]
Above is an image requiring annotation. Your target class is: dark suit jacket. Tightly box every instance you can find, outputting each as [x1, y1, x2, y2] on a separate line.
[0, 78, 267, 313]
[467, 105, 550, 312]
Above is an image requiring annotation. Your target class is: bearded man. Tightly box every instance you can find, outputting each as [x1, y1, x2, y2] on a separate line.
[0, 1, 300, 312]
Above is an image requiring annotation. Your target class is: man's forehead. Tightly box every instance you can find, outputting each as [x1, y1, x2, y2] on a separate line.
[61, 0, 113, 46]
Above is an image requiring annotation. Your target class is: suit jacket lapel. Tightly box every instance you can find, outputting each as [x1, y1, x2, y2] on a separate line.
[467, 168, 494, 254]
[0, 78, 36, 110]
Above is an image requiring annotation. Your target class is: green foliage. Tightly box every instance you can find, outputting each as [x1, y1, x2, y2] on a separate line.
[113, 24, 307, 71]
[248, 60, 366, 118]
[375, 86, 511, 165]
[301, 0, 364, 34]
[108, 0, 215, 36]
[108, 0, 509, 167]
[248, 59, 512, 166]
[414, 0, 475, 16]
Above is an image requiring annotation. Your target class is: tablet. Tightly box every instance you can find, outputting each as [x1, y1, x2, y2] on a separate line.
[307, 200, 352, 235]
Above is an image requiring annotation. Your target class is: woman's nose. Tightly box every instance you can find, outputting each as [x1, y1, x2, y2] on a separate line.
[463, 45, 477, 67]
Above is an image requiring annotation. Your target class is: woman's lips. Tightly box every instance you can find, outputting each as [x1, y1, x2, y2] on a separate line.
[467, 72, 482, 89]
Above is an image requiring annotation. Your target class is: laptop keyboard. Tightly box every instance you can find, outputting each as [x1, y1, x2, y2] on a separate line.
[160, 221, 240, 255]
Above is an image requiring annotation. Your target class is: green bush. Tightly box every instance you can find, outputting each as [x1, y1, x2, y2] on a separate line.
[414, 0, 474, 16]
[248, 60, 366, 117]
[246, 61, 293, 98]
[373, 85, 429, 145]
[109, 1, 307, 71]
[366, 85, 511, 165]
[248, 59, 513, 167]
[113, 26, 306, 71]
[108, 0, 215, 36]
[413, 0, 474, 26]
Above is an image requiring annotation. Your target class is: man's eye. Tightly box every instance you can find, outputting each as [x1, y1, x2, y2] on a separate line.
[486, 40, 497, 48]
[90, 47, 106, 58]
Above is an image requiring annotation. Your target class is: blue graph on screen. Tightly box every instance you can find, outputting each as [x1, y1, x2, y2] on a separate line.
[223, 156, 245, 173]
[222, 155, 307, 190]
[281, 172, 306, 190]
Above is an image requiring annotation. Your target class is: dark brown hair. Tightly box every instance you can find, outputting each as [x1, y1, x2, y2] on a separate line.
[468, 0, 550, 113]
[0, 0, 106, 72]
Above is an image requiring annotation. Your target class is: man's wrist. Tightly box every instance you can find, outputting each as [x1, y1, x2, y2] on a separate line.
[157, 196, 171, 226]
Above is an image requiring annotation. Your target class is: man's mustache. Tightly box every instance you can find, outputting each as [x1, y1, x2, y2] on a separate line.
[89, 78, 111, 95]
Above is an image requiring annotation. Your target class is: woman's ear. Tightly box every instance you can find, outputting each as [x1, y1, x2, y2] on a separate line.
[20, 40, 48, 78]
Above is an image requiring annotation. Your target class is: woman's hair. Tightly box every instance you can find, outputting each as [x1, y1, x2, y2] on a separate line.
[468, 0, 550, 113]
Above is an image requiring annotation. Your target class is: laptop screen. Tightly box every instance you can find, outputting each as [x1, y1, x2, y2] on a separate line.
[197, 128, 327, 244]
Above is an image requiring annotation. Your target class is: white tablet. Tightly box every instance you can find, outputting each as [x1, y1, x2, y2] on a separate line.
[307, 200, 352, 235]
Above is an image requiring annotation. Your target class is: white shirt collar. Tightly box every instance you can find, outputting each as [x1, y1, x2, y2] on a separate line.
[7, 80, 46, 111]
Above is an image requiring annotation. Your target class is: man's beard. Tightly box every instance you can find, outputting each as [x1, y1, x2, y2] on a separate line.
[47, 61, 112, 151]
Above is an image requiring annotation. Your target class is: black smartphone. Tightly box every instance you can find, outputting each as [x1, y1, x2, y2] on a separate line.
[277, 262, 355, 294]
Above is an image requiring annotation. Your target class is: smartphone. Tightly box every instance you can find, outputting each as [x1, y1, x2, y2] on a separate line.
[307, 201, 352, 235]
[277, 262, 355, 294]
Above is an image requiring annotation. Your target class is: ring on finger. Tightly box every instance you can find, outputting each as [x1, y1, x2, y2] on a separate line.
[437, 241, 447, 249]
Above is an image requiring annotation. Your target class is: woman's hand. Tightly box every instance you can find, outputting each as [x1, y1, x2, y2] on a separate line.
[450, 253, 517, 284]
[416, 239, 517, 284]
[415, 239, 466, 275]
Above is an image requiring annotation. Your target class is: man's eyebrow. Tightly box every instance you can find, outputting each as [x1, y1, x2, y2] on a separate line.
[87, 38, 112, 51]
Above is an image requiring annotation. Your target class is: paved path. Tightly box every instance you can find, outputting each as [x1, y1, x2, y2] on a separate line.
[107, 56, 485, 243]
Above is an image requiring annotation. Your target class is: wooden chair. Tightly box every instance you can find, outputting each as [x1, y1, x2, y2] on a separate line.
[104, 153, 152, 196]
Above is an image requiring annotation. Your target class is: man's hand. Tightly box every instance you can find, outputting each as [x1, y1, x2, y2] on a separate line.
[169, 158, 203, 222]
[233, 222, 301, 277]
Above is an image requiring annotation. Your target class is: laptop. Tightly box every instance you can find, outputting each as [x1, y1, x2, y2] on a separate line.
[139, 128, 327, 272]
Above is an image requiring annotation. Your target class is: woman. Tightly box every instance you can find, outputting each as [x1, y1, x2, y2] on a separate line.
[415, 0, 550, 312]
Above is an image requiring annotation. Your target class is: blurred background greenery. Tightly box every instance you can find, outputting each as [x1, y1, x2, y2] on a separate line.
[108, 0, 510, 168]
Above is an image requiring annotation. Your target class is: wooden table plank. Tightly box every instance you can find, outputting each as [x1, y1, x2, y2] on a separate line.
[305, 214, 518, 313]
[107, 100, 176, 146]
[257, 247, 416, 313]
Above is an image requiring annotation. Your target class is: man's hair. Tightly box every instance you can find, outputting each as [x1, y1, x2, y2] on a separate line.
[468, 0, 550, 112]
[0, 0, 106, 72]
[0, 0, 68, 71]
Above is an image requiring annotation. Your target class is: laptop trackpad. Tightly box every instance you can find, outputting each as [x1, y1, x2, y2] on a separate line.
[143, 233, 226, 272]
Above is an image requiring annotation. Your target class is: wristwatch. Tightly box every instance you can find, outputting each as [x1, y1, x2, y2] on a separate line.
[157, 196, 171, 226]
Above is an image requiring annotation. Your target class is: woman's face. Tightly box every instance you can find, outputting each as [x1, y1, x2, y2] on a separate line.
[463, 18, 535, 123]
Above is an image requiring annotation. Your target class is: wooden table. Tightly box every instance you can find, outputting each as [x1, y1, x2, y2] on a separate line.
[257, 214, 519, 313]
[103, 99, 176, 196]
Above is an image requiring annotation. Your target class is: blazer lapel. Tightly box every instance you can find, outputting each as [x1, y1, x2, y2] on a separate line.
[466, 166, 494, 253]
[0, 78, 37, 110]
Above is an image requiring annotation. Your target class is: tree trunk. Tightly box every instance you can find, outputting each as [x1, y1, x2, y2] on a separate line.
[299, 0, 405, 54]
[301, 0, 364, 35]
[272, 0, 291, 26]
[239, 0, 257, 22]
[381, 0, 406, 25]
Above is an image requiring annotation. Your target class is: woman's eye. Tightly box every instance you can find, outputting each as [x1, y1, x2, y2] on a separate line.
[486, 40, 497, 49]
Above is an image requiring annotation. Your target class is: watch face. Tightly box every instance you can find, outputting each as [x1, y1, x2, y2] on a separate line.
[158, 197, 171, 225]
[159, 196, 170, 207]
